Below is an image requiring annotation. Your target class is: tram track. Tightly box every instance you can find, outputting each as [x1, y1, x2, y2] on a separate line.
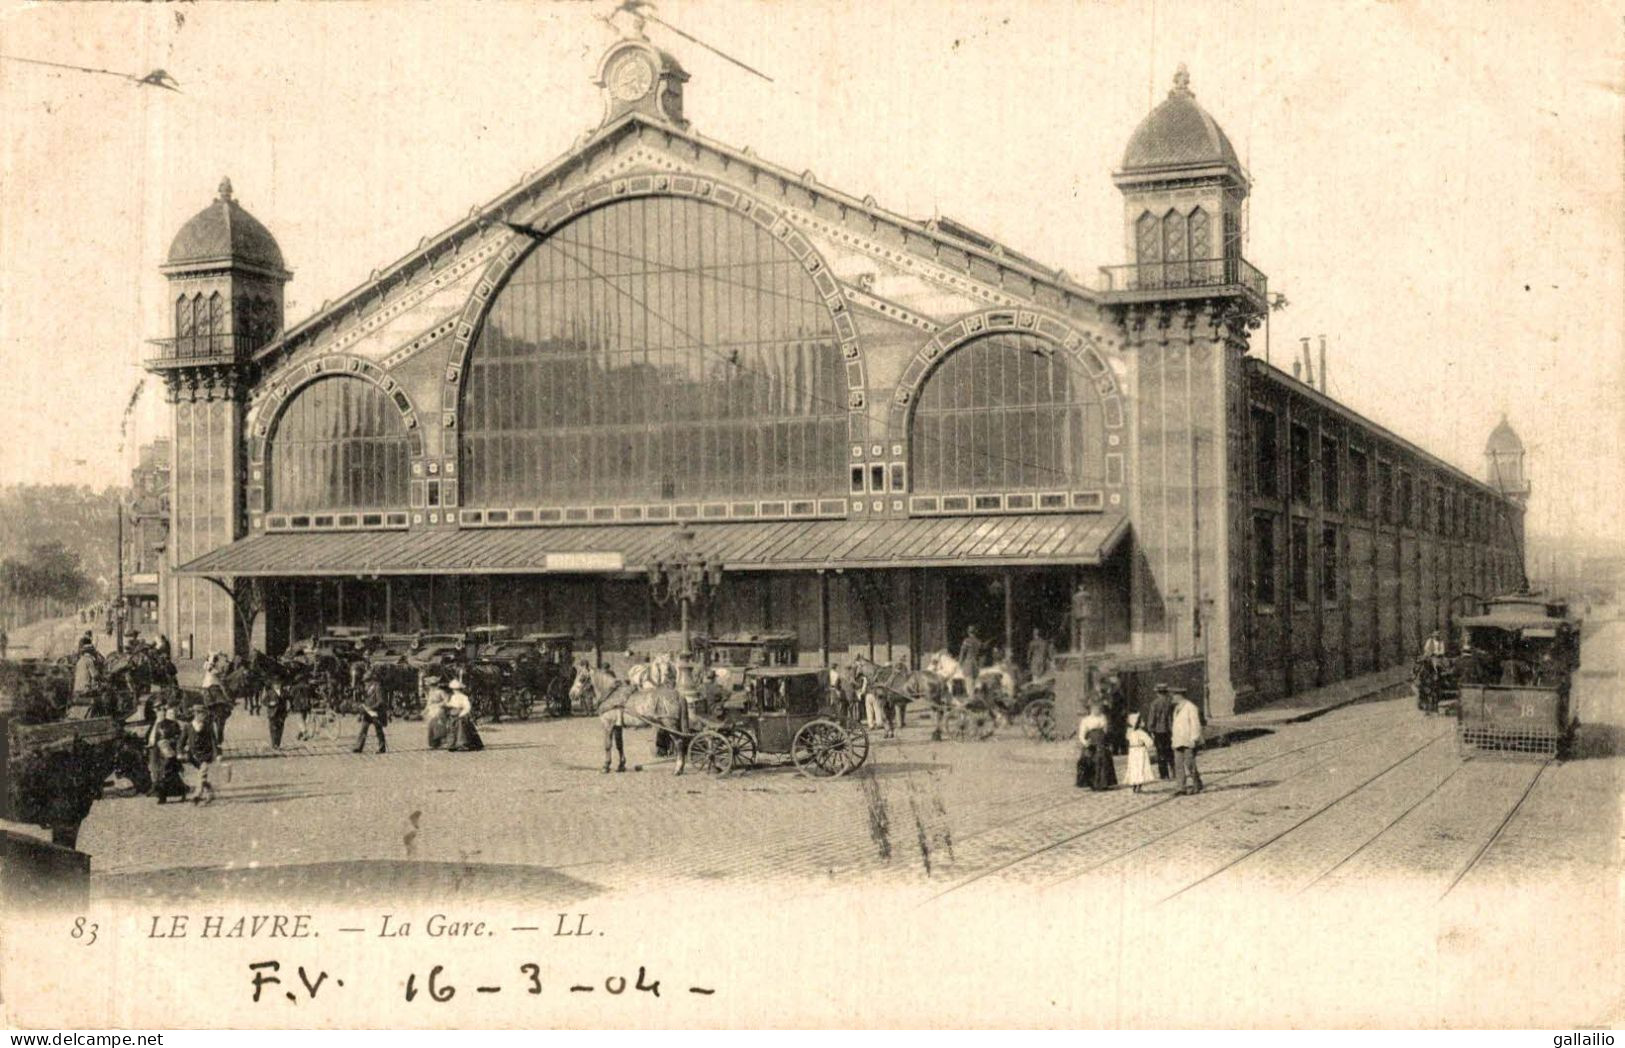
[924, 710, 1421, 901]
[934, 701, 1406, 851]
[1437, 759, 1550, 900]
[1294, 759, 1470, 894]
[1156, 727, 1455, 904]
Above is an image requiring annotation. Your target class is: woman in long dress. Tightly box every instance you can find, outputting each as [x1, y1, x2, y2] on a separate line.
[1077, 702, 1117, 790]
[422, 676, 451, 749]
[1076, 703, 1107, 788]
[1123, 712, 1155, 794]
[148, 701, 189, 804]
[445, 679, 485, 752]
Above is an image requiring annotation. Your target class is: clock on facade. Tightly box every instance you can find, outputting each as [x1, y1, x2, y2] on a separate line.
[610, 54, 656, 102]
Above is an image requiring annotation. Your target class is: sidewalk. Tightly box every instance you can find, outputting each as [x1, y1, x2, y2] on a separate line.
[1206, 664, 1412, 743]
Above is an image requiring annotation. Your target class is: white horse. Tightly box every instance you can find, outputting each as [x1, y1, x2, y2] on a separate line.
[626, 652, 676, 691]
[923, 650, 969, 697]
[977, 660, 1019, 703]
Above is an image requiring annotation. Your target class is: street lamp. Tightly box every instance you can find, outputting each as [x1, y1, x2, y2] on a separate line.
[647, 526, 725, 656]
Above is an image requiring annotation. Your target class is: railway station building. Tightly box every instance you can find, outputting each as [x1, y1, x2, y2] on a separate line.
[148, 40, 1526, 714]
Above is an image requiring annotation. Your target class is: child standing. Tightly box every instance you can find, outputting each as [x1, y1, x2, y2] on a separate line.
[1124, 711, 1155, 794]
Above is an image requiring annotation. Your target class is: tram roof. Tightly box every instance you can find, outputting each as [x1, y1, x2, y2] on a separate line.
[177, 512, 1128, 579]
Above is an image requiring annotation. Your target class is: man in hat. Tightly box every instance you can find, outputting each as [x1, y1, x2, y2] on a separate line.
[1145, 683, 1176, 781]
[1170, 687, 1204, 795]
[71, 635, 102, 702]
[265, 680, 289, 750]
[180, 702, 219, 805]
[352, 664, 389, 755]
[1098, 669, 1128, 755]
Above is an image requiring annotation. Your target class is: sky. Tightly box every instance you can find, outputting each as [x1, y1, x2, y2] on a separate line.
[1, 0, 1621, 542]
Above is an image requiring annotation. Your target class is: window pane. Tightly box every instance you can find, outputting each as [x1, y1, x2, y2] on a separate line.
[909, 333, 1100, 494]
[269, 377, 410, 511]
[461, 197, 846, 504]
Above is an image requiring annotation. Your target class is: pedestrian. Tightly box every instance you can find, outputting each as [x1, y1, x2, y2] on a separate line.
[71, 640, 101, 702]
[1145, 683, 1176, 781]
[147, 698, 189, 804]
[180, 704, 218, 805]
[1124, 712, 1155, 794]
[1170, 687, 1204, 795]
[423, 675, 451, 749]
[958, 625, 984, 690]
[1076, 702, 1116, 790]
[1099, 670, 1128, 755]
[353, 671, 389, 754]
[265, 684, 288, 750]
[1027, 627, 1052, 682]
[445, 679, 485, 752]
[0, 625, 8, 660]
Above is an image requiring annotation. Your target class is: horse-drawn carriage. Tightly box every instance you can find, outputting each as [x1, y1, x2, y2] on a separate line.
[684, 666, 869, 777]
[460, 629, 576, 720]
[700, 631, 799, 670]
[849, 651, 1059, 741]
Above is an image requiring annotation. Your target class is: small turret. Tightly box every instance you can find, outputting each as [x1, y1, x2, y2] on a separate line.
[1485, 415, 1530, 502]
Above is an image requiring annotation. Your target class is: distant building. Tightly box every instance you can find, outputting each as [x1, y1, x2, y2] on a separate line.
[122, 439, 170, 632]
[146, 43, 1524, 712]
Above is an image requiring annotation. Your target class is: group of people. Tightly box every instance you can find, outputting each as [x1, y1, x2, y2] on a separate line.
[420, 674, 484, 752]
[143, 694, 220, 805]
[1077, 681, 1204, 796]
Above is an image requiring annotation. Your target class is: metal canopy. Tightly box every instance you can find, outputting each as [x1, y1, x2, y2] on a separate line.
[176, 513, 1128, 578]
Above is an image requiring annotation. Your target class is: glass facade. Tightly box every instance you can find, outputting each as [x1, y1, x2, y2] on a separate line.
[268, 376, 411, 511]
[910, 333, 1103, 493]
[460, 196, 849, 506]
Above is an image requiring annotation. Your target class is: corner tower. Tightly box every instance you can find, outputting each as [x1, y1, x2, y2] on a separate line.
[145, 177, 290, 658]
[1484, 415, 1530, 502]
[1101, 66, 1268, 718]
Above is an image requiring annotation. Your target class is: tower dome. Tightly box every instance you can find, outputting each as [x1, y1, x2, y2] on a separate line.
[1485, 414, 1524, 455]
[164, 177, 288, 276]
[1120, 65, 1243, 178]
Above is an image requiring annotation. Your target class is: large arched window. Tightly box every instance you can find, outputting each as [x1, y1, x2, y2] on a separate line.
[910, 333, 1104, 493]
[460, 196, 848, 506]
[268, 377, 411, 511]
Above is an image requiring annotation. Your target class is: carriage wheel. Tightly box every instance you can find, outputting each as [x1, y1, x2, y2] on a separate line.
[792, 720, 838, 777]
[792, 719, 862, 777]
[513, 687, 536, 720]
[686, 730, 734, 776]
[834, 723, 870, 775]
[722, 727, 757, 769]
[971, 708, 997, 741]
[1022, 698, 1057, 741]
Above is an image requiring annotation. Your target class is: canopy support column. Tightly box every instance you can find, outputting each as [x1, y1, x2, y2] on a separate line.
[1003, 568, 1015, 663]
[818, 570, 830, 668]
[592, 578, 603, 669]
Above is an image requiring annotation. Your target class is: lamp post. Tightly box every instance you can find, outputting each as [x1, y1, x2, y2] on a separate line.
[647, 526, 725, 656]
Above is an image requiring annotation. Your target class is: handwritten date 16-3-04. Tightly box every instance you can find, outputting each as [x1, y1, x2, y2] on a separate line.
[248, 961, 715, 1004]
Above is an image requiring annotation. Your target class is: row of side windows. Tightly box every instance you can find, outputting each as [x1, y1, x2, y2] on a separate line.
[1250, 404, 1502, 540]
[1253, 511, 1511, 612]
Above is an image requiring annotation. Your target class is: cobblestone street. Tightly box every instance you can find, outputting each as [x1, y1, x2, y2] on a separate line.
[79, 620, 1623, 914]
